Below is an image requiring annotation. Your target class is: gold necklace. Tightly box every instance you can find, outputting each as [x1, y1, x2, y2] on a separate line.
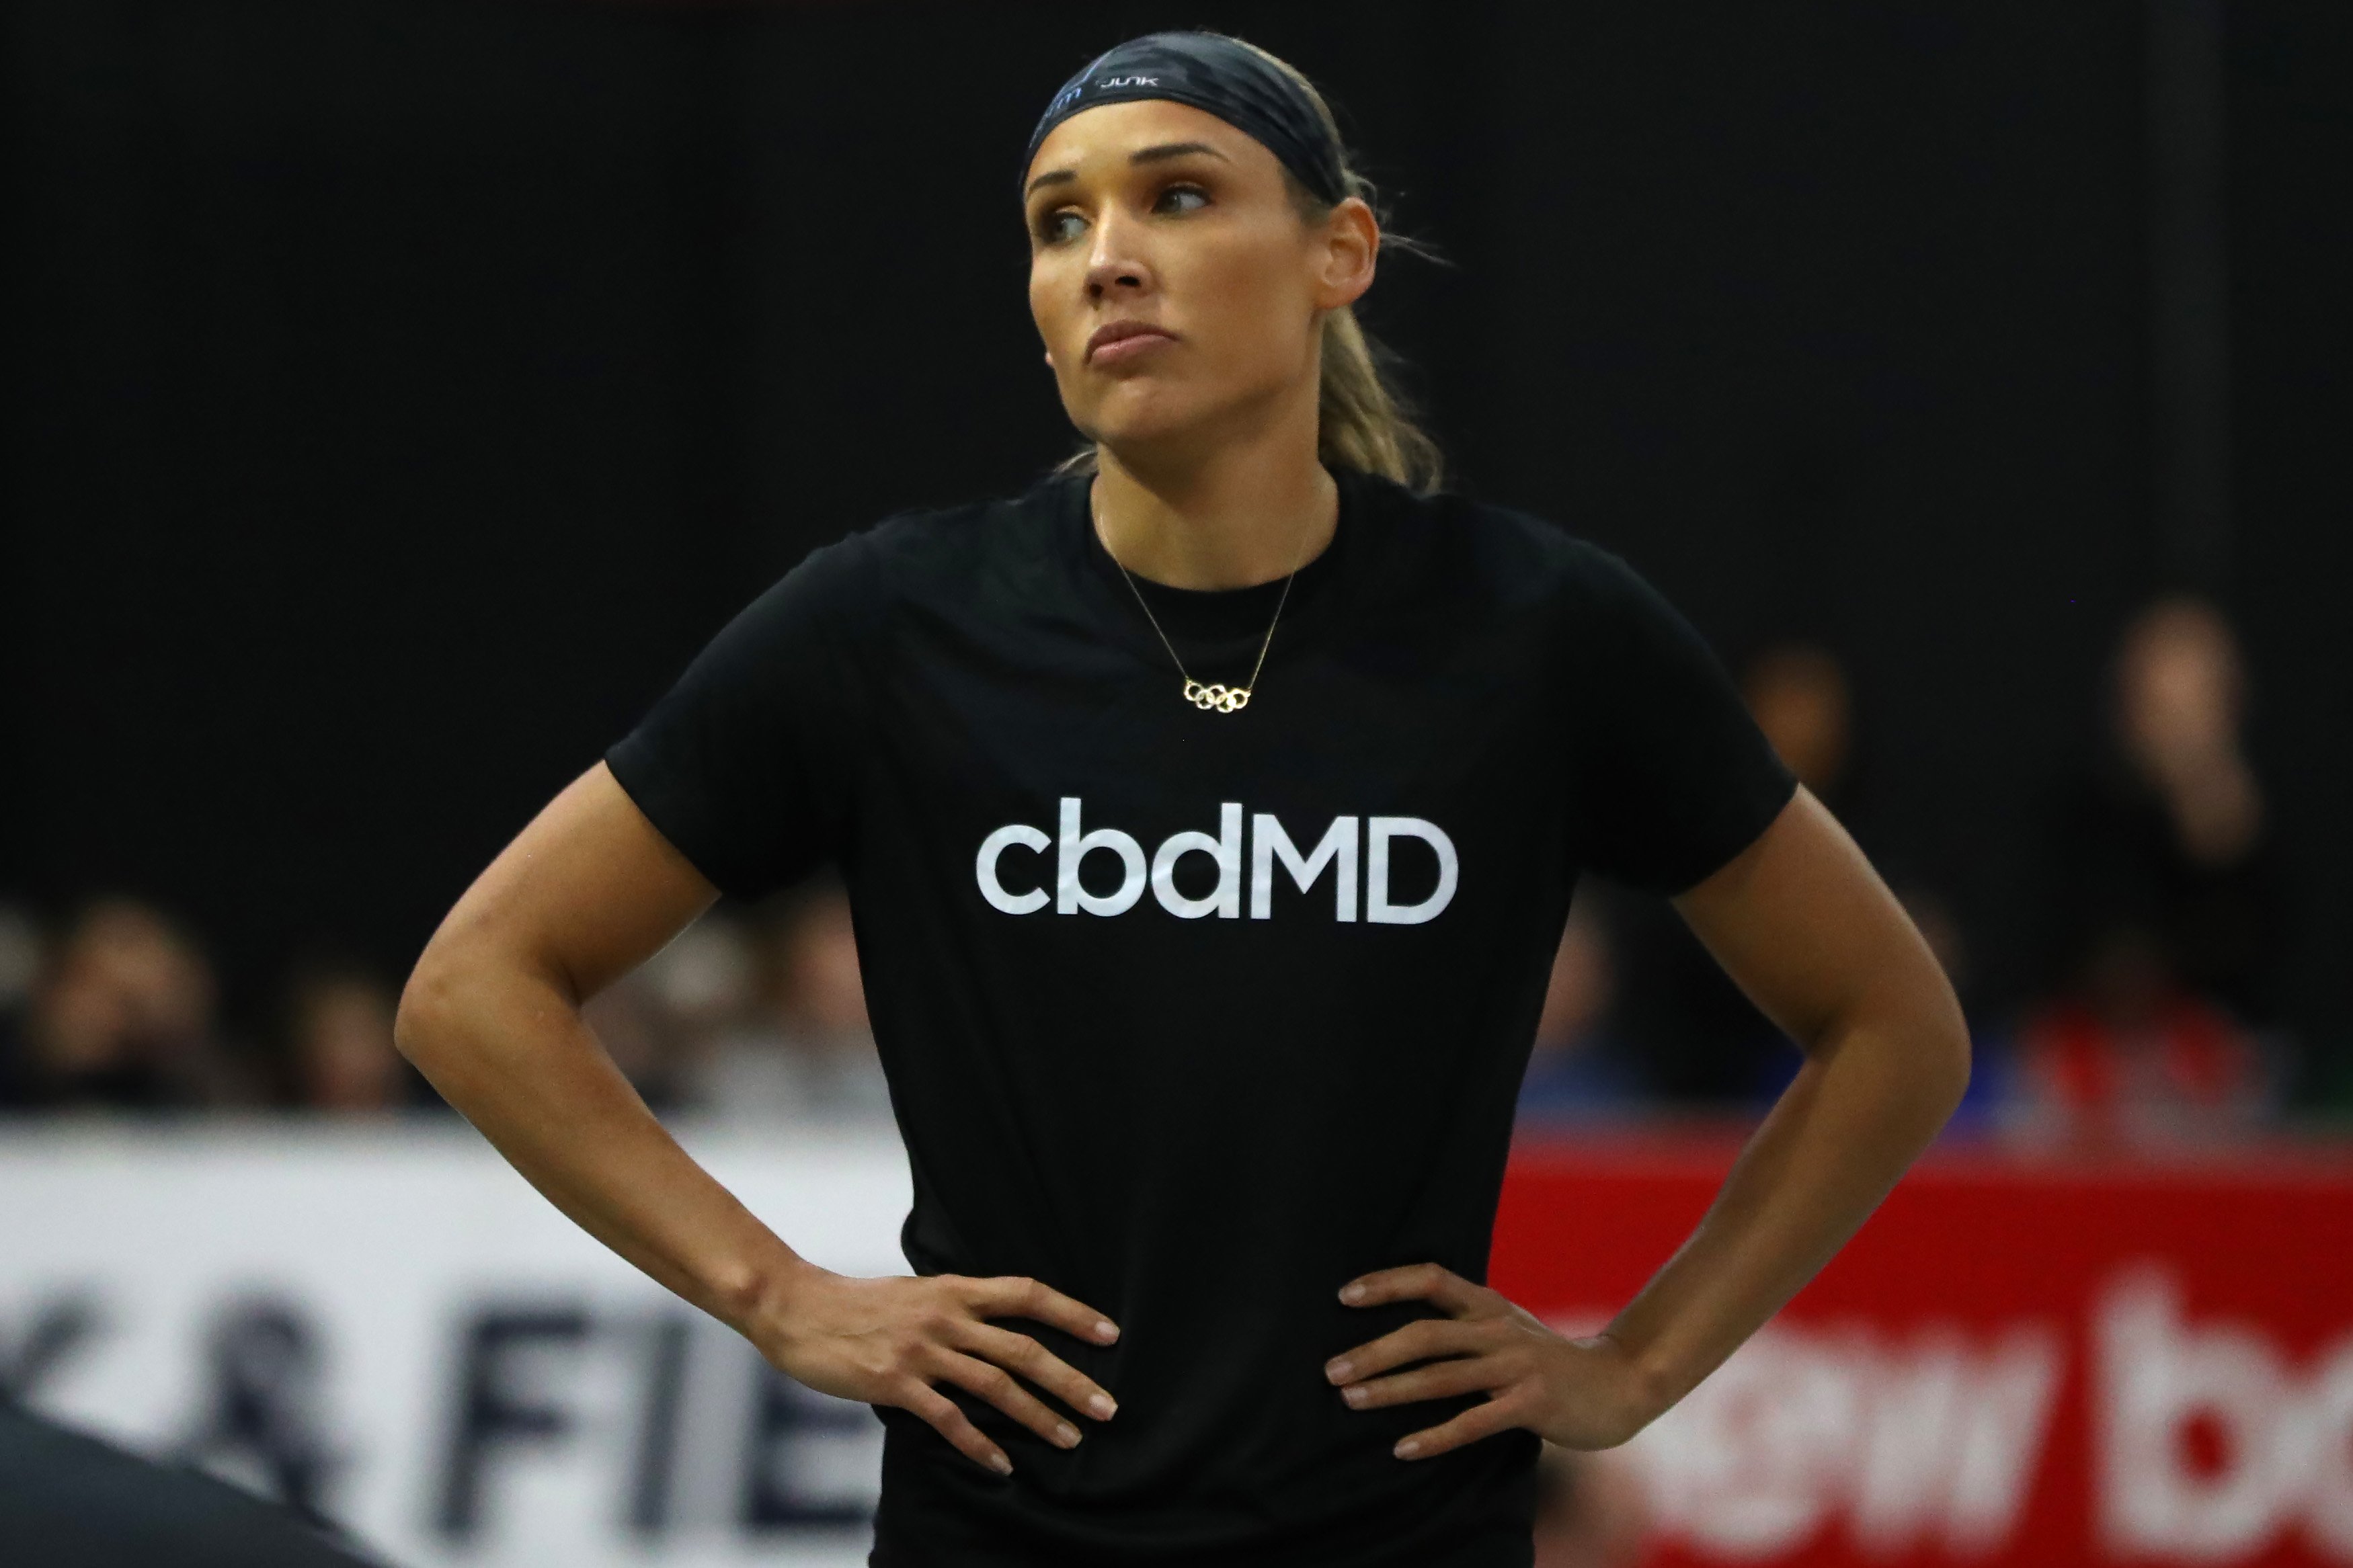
[1096, 491, 1316, 714]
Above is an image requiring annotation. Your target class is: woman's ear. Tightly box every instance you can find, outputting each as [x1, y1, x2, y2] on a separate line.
[1313, 196, 1380, 311]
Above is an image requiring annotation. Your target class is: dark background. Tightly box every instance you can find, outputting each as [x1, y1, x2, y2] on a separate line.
[7, 1, 2348, 1094]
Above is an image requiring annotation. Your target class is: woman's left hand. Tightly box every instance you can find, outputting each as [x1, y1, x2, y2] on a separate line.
[1324, 1263, 1659, 1460]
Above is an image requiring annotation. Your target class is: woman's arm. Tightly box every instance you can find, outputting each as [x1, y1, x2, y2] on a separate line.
[1325, 786, 1970, 1456]
[395, 762, 1122, 1476]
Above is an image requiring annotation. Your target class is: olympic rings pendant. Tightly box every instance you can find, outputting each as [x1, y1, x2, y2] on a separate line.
[1184, 679, 1251, 714]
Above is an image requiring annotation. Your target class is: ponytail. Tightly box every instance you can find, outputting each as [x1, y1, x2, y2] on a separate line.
[1310, 277, 1442, 492]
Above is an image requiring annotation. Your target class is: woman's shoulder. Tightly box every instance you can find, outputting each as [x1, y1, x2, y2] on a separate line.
[1347, 470, 1654, 610]
[854, 472, 1071, 557]
[815, 474, 1072, 593]
[756, 474, 1073, 634]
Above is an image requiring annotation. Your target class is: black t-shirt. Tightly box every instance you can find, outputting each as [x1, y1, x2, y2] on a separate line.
[606, 465, 1796, 1567]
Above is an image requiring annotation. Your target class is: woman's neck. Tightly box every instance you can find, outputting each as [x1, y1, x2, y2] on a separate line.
[1090, 421, 1338, 591]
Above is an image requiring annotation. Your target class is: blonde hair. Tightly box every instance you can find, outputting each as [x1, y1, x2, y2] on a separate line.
[1054, 37, 1443, 493]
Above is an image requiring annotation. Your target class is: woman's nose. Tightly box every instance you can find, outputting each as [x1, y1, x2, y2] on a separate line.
[1084, 212, 1152, 300]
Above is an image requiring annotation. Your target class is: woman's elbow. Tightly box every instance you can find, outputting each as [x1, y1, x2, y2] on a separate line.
[1919, 983, 1974, 1124]
[393, 943, 490, 1072]
[392, 958, 454, 1071]
[1841, 970, 1970, 1129]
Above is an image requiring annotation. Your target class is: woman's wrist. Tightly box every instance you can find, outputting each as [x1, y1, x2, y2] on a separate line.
[1556, 1330, 1680, 1448]
[704, 1243, 830, 1349]
[1620, 1335, 1686, 1431]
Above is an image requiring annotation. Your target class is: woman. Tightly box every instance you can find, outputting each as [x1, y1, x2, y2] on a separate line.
[395, 31, 1969, 1567]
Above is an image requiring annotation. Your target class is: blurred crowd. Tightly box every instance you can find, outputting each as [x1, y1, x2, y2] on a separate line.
[1522, 590, 2299, 1148]
[0, 592, 2320, 1147]
[0, 877, 892, 1127]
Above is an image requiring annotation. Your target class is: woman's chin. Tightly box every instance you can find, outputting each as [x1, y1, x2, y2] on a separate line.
[1082, 411, 1212, 464]
[1080, 393, 1277, 470]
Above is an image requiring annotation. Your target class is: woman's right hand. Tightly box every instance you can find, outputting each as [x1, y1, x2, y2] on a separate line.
[754, 1265, 1122, 1475]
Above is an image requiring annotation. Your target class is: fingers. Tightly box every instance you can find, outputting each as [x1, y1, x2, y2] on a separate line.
[961, 1275, 1121, 1347]
[958, 1321, 1119, 1422]
[904, 1382, 1012, 1477]
[1339, 1262, 1488, 1317]
[1338, 1354, 1503, 1413]
[1324, 1316, 1488, 1385]
[931, 1347, 1087, 1453]
[884, 1274, 1121, 1474]
[1394, 1391, 1528, 1461]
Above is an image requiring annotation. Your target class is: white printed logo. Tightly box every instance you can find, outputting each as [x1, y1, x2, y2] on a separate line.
[1597, 1311, 2064, 1557]
[973, 798, 1456, 924]
[2098, 1270, 2353, 1557]
[1559, 1268, 2353, 1561]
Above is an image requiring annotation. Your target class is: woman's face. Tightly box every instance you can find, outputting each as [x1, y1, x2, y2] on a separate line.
[1023, 99, 1375, 461]
[2116, 598, 2243, 761]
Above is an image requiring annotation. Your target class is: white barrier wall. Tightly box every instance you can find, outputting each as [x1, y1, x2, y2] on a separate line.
[0, 1123, 912, 1568]
[22, 1126, 2348, 1568]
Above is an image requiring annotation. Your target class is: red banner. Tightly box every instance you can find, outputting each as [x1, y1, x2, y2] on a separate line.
[1494, 1132, 2353, 1567]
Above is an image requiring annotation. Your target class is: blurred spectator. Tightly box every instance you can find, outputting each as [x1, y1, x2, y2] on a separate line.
[1607, 639, 1862, 1104]
[0, 903, 42, 1015]
[2007, 985, 2268, 1147]
[1530, 1441, 1650, 1568]
[1517, 901, 1642, 1123]
[643, 909, 763, 1055]
[688, 876, 891, 1125]
[2012, 595, 2285, 1145]
[582, 911, 760, 1113]
[280, 965, 416, 1114]
[0, 897, 249, 1111]
[1751, 883, 2014, 1132]
[1743, 643, 1856, 813]
[0, 901, 46, 1091]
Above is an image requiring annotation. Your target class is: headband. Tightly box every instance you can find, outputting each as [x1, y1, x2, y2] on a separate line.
[1022, 32, 1348, 208]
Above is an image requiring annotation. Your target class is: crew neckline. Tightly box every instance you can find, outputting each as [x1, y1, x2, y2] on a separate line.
[1065, 467, 1355, 647]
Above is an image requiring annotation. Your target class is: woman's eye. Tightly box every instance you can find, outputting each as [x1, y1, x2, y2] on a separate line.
[1039, 210, 1086, 245]
[1156, 184, 1209, 215]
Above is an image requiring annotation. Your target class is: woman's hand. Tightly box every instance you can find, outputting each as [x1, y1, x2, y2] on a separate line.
[1324, 1263, 1658, 1460]
[753, 1265, 1122, 1477]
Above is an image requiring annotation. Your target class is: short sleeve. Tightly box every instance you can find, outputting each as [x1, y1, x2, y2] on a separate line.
[604, 535, 874, 901]
[1562, 543, 1798, 895]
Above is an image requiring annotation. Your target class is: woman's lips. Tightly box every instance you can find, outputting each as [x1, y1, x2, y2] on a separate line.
[1086, 323, 1178, 366]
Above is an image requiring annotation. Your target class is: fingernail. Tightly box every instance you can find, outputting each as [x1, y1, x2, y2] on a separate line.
[1325, 1358, 1353, 1383]
[1094, 1320, 1119, 1342]
[1343, 1385, 1367, 1407]
[990, 1452, 1013, 1475]
[1055, 1422, 1080, 1448]
[1341, 1283, 1366, 1305]
[1088, 1393, 1117, 1419]
[1394, 1438, 1421, 1460]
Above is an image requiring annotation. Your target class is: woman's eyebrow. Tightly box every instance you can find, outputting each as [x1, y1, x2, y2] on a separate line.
[1127, 140, 1230, 167]
[1026, 140, 1232, 198]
